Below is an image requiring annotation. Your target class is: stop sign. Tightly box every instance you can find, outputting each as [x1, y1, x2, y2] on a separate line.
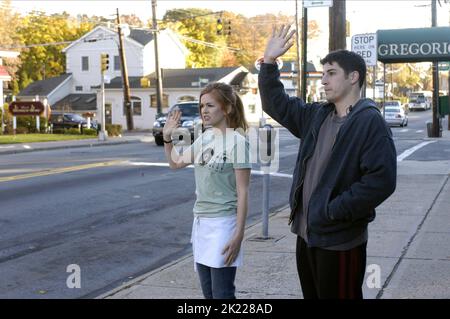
[9, 101, 45, 116]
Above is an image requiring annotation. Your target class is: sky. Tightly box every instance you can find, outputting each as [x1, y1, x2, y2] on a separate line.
[6, 0, 450, 64]
[8, 0, 449, 29]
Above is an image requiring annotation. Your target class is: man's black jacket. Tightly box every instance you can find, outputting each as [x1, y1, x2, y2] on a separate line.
[258, 63, 397, 247]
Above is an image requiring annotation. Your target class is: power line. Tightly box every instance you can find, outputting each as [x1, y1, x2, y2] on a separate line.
[176, 34, 241, 52]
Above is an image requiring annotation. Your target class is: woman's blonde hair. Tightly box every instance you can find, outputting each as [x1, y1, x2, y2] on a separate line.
[199, 82, 249, 132]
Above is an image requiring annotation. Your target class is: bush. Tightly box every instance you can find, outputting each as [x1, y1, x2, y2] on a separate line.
[16, 127, 28, 134]
[65, 128, 81, 135]
[52, 128, 66, 135]
[105, 124, 122, 137]
[82, 128, 97, 136]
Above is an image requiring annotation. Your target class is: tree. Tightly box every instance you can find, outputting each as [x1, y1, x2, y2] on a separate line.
[161, 9, 321, 69]
[120, 14, 144, 27]
[0, 0, 21, 94]
[160, 8, 224, 68]
[16, 11, 95, 90]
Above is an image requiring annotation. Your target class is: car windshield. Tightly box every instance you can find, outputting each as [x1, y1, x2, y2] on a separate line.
[171, 103, 199, 116]
[410, 95, 425, 103]
[65, 114, 84, 121]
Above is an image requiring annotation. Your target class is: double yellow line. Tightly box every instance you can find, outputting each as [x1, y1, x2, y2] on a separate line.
[0, 160, 124, 183]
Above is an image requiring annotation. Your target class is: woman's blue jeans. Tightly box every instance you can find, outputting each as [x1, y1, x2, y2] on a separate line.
[196, 263, 237, 299]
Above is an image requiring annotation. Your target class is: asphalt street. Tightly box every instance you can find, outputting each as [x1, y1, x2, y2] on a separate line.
[0, 109, 448, 298]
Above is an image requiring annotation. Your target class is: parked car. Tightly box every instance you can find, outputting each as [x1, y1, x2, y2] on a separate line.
[152, 101, 201, 146]
[50, 113, 96, 131]
[384, 105, 408, 127]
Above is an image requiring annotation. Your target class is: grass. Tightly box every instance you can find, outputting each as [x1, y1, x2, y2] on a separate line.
[0, 134, 97, 144]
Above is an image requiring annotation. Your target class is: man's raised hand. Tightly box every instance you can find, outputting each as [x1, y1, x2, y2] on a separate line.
[263, 25, 296, 64]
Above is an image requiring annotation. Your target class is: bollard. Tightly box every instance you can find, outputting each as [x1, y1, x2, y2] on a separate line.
[259, 124, 275, 239]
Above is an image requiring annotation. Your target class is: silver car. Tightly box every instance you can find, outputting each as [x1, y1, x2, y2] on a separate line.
[384, 106, 408, 127]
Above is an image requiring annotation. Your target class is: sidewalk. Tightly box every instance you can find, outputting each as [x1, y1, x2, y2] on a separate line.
[100, 155, 450, 299]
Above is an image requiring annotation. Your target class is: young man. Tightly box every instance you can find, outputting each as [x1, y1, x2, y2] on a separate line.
[259, 25, 397, 299]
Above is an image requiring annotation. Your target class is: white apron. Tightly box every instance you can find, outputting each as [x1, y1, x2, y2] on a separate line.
[191, 215, 243, 270]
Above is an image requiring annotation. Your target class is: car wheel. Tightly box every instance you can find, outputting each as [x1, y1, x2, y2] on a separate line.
[155, 136, 164, 146]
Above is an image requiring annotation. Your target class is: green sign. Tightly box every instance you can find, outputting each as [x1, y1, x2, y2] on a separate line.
[439, 96, 449, 116]
[439, 62, 449, 71]
[377, 27, 450, 63]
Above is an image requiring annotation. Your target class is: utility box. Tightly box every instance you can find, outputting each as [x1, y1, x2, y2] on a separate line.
[438, 95, 449, 116]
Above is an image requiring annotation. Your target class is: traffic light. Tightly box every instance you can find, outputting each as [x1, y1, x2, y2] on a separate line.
[101, 53, 109, 72]
[226, 20, 231, 36]
[216, 18, 223, 35]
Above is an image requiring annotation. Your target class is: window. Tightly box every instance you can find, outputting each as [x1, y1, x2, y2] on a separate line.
[178, 95, 196, 102]
[123, 96, 142, 116]
[150, 94, 169, 108]
[75, 86, 83, 91]
[132, 98, 142, 116]
[114, 55, 121, 71]
[81, 56, 89, 71]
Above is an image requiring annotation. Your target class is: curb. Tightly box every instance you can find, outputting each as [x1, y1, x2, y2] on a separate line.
[0, 138, 148, 156]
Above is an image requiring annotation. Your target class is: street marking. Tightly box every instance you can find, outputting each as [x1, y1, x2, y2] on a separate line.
[127, 161, 293, 178]
[0, 160, 124, 183]
[416, 130, 424, 133]
[251, 170, 293, 178]
[128, 162, 194, 168]
[399, 129, 409, 133]
[397, 141, 437, 162]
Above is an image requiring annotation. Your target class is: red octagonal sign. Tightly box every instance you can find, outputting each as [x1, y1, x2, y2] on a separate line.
[9, 101, 45, 116]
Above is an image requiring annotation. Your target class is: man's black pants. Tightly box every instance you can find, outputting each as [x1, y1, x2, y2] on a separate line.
[296, 236, 367, 299]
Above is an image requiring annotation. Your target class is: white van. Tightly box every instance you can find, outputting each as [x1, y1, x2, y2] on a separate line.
[408, 91, 432, 111]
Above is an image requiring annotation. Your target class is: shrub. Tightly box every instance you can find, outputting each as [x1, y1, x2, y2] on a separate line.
[105, 124, 122, 136]
[65, 128, 81, 135]
[82, 128, 97, 136]
[15, 127, 28, 134]
[52, 128, 66, 135]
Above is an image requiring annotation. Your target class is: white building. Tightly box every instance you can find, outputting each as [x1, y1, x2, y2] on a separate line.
[18, 25, 188, 118]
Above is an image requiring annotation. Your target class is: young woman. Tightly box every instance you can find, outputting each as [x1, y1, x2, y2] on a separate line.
[162, 82, 251, 299]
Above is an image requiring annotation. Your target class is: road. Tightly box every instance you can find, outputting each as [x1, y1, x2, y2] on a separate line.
[0, 109, 448, 298]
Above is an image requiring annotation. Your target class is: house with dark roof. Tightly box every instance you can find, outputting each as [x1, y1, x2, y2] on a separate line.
[97, 66, 261, 129]
[18, 25, 188, 118]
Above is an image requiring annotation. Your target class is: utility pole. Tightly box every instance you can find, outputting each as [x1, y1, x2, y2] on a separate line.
[431, 0, 440, 137]
[117, 8, 134, 131]
[295, 0, 302, 98]
[329, 0, 347, 51]
[152, 0, 164, 115]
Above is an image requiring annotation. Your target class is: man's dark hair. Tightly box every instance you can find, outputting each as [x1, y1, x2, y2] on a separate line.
[320, 50, 366, 88]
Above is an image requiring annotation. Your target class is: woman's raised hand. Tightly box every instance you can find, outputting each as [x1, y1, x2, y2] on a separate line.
[163, 109, 181, 141]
